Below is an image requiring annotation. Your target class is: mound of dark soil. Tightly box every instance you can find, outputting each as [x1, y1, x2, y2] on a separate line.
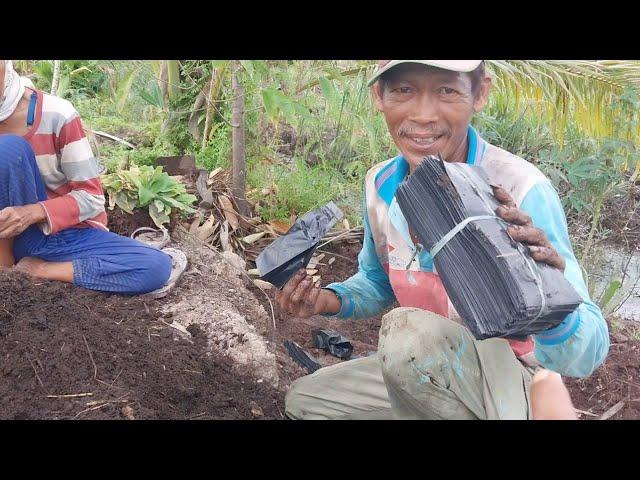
[0, 270, 283, 420]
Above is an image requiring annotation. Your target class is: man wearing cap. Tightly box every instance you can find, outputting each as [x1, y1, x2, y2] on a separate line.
[0, 60, 175, 295]
[277, 60, 609, 419]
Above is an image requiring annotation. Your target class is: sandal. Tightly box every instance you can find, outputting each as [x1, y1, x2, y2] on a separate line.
[143, 247, 188, 299]
[131, 227, 170, 250]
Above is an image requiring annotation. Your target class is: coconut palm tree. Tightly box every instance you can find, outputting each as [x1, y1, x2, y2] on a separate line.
[486, 60, 640, 141]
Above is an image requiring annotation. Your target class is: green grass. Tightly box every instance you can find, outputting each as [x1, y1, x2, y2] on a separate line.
[196, 123, 232, 172]
[247, 158, 362, 225]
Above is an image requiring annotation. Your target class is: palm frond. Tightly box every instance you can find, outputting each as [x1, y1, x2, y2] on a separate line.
[487, 60, 640, 141]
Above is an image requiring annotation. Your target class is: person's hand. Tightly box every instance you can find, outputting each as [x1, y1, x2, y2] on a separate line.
[492, 186, 565, 272]
[275, 269, 341, 318]
[0, 204, 46, 239]
[530, 369, 577, 420]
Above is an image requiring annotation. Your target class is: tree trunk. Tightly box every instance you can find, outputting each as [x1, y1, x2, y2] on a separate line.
[231, 60, 249, 217]
[51, 60, 61, 95]
[201, 65, 217, 149]
[159, 61, 169, 102]
[188, 85, 208, 142]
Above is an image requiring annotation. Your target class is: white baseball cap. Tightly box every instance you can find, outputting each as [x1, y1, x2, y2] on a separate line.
[367, 60, 483, 86]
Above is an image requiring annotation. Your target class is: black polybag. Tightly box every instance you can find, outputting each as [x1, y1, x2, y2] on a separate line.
[284, 340, 321, 373]
[395, 156, 582, 340]
[311, 329, 353, 359]
[256, 202, 343, 289]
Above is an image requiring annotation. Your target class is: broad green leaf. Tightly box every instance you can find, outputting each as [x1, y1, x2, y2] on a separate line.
[116, 69, 138, 113]
[292, 101, 312, 120]
[319, 76, 338, 108]
[261, 88, 279, 120]
[240, 60, 254, 78]
[149, 202, 171, 228]
[252, 60, 269, 75]
[600, 279, 622, 312]
[69, 66, 92, 76]
[153, 199, 165, 213]
[176, 193, 198, 205]
[138, 80, 164, 108]
[166, 60, 180, 100]
[115, 191, 136, 213]
[161, 196, 194, 211]
[138, 186, 155, 205]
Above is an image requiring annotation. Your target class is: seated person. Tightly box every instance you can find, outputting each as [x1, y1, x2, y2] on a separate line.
[0, 60, 172, 295]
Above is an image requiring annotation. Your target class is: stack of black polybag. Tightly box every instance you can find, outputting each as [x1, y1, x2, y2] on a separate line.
[395, 156, 582, 340]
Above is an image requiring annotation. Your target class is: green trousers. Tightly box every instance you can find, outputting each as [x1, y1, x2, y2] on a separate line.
[285, 307, 533, 420]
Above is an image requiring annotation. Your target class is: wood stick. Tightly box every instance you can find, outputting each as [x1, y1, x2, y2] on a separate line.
[82, 335, 98, 379]
[187, 412, 207, 420]
[574, 408, 598, 418]
[27, 356, 45, 390]
[317, 228, 361, 249]
[614, 378, 640, 389]
[599, 400, 625, 420]
[47, 393, 93, 399]
[92, 130, 136, 149]
[316, 249, 355, 263]
[85, 400, 129, 407]
[73, 402, 110, 419]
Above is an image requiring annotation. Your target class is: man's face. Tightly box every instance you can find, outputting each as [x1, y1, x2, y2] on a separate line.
[373, 63, 491, 168]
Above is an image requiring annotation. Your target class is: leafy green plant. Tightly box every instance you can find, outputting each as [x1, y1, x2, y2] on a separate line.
[27, 60, 109, 99]
[598, 279, 623, 314]
[102, 165, 197, 227]
[247, 158, 361, 225]
[197, 121, 232, 171]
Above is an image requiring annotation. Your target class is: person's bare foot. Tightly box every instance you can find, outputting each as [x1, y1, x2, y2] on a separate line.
[0, 238, 15, 267]
[14, 256, 47, 276]
[14, 257, 74, 283]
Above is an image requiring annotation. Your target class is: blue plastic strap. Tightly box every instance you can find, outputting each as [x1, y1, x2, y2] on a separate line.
[429, 213, 547, 324]
[26, 91, 37, 126]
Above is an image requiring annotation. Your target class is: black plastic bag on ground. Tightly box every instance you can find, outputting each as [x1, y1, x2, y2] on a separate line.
[284, 340, 321, 373]
[311, 329, 353, 359]
[256, 202, 343, 289]
[395, 156, 582, 340]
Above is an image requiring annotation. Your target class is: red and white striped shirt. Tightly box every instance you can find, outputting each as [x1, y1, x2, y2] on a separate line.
[23, 88, 107, 235]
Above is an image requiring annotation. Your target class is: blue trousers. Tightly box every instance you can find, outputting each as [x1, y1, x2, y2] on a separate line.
[0, 134, 172, 294]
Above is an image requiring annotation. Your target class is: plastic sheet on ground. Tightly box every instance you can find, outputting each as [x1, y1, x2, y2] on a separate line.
[311, 329, 353, 359]
[284, 340, 321, 373]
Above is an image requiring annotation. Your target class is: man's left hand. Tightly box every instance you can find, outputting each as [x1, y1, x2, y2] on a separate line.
[492, 186, 566, 272]
[0, 204, 46, 239]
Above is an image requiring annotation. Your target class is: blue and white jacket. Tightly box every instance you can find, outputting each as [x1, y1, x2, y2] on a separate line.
[326, 126, 609, 378]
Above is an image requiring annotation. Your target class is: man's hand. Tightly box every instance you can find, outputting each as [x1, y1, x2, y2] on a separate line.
[0, 204, 46, 239]
[530, 369, 577, 420]
[492, 186, 566, 272]
[275, 269, 341, 318]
